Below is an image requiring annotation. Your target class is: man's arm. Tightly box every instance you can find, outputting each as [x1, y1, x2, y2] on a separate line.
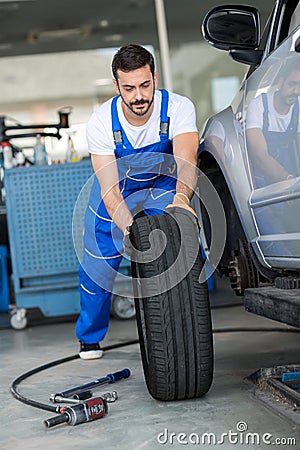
[91, 154, 133, 233]
[172, 131, 199, 200]
[246, 128, 291, 182]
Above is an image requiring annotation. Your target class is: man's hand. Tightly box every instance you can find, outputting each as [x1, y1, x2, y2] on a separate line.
[165, 193, 198, 221]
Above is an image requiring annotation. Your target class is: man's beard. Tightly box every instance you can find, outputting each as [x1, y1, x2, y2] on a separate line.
[121, 91, 155, 117]
[286, 95, 298, 105]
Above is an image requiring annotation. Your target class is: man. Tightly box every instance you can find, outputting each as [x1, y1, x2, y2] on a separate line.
[76, 44, 199, 359]
[246, 54, 300, 188]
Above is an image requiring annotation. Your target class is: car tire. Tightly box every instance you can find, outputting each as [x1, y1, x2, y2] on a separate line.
[130, 210, 213, 401]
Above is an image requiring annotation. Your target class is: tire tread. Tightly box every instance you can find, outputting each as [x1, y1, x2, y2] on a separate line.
[132, 212, 213, 400]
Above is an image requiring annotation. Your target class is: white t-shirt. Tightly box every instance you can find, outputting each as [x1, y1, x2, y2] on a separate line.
[246, 91, 300, 132]
[86, 90, 198, 155]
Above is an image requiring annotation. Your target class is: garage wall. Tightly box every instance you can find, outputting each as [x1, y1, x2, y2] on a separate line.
[0, 1, 275, 157]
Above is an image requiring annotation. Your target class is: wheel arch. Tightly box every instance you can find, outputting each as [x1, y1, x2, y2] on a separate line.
[198, 151, 244, 274]
[198, 150, 279, 285]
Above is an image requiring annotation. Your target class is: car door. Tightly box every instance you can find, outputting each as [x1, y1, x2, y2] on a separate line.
[244, 0, 300, 268]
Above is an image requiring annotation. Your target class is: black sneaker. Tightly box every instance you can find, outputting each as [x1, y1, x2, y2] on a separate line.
[79, 342, 103, 360]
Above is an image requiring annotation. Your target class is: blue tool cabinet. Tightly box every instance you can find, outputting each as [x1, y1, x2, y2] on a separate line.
[4, 160, 133, 328]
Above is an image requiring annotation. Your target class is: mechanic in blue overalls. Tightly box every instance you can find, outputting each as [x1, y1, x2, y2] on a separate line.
[246, 55, 300, 237]
[246, 55, 300, 189]
[76, 44, 199, 359]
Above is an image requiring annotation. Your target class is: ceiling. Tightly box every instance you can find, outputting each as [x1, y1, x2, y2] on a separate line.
[0, 0, 275, 58]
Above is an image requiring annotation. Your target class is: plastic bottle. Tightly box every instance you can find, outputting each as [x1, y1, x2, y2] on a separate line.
[15, 148, 26, 167]
[34, 134, 47, 165]
[1, 142, 14, 169]
[66, 134, 78, 163]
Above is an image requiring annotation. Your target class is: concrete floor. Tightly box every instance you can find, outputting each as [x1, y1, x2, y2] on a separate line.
[1, 281, 300, 450]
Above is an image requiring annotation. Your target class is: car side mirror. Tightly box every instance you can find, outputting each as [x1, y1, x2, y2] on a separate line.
[202, 5, 260, 51]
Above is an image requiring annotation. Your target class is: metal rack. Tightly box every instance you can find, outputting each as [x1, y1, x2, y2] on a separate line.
[4, 160, 92, 328]
[4, 159, 133, 328]
[0, 111, 133, 328]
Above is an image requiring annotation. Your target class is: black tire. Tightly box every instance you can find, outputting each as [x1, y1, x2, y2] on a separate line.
[130, 209, 213, 401]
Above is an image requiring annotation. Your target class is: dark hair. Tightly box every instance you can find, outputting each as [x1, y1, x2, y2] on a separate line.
[112, 44, 155, 80]
[278, 53, 300, 80]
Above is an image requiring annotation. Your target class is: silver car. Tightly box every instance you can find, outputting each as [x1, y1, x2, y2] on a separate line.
[199, 0, 300, 326]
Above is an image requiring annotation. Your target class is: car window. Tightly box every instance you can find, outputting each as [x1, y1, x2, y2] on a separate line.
[258, 0, 298, 60]
[275, 0, 299, 48]
[289, 2, 300, 33]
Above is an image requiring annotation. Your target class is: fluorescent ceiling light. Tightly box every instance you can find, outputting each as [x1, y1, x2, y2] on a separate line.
[0, 1, 35, 11]
[28, 25, 91, 43]
[104, 34, 123, 42]
[94, 78, 112, 86]
[0, 43, 13, 50]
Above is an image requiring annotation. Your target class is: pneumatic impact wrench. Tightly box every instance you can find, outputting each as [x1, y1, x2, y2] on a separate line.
[45, 397, 107, 428]
[45, 368, 130, 428]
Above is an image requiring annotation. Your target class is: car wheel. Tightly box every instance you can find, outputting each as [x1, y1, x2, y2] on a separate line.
[111, 294, 136, 320]
[130, 211, 213, 401]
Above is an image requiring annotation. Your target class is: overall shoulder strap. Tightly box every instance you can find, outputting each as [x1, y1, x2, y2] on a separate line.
[287, 98, 299, 133]
[111, 96, 132, 150]
[159, 89, 170, 141]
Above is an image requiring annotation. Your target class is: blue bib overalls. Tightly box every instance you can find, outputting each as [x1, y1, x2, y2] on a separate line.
[76, 90, 177, 344]
[254, 93, 300, 188]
